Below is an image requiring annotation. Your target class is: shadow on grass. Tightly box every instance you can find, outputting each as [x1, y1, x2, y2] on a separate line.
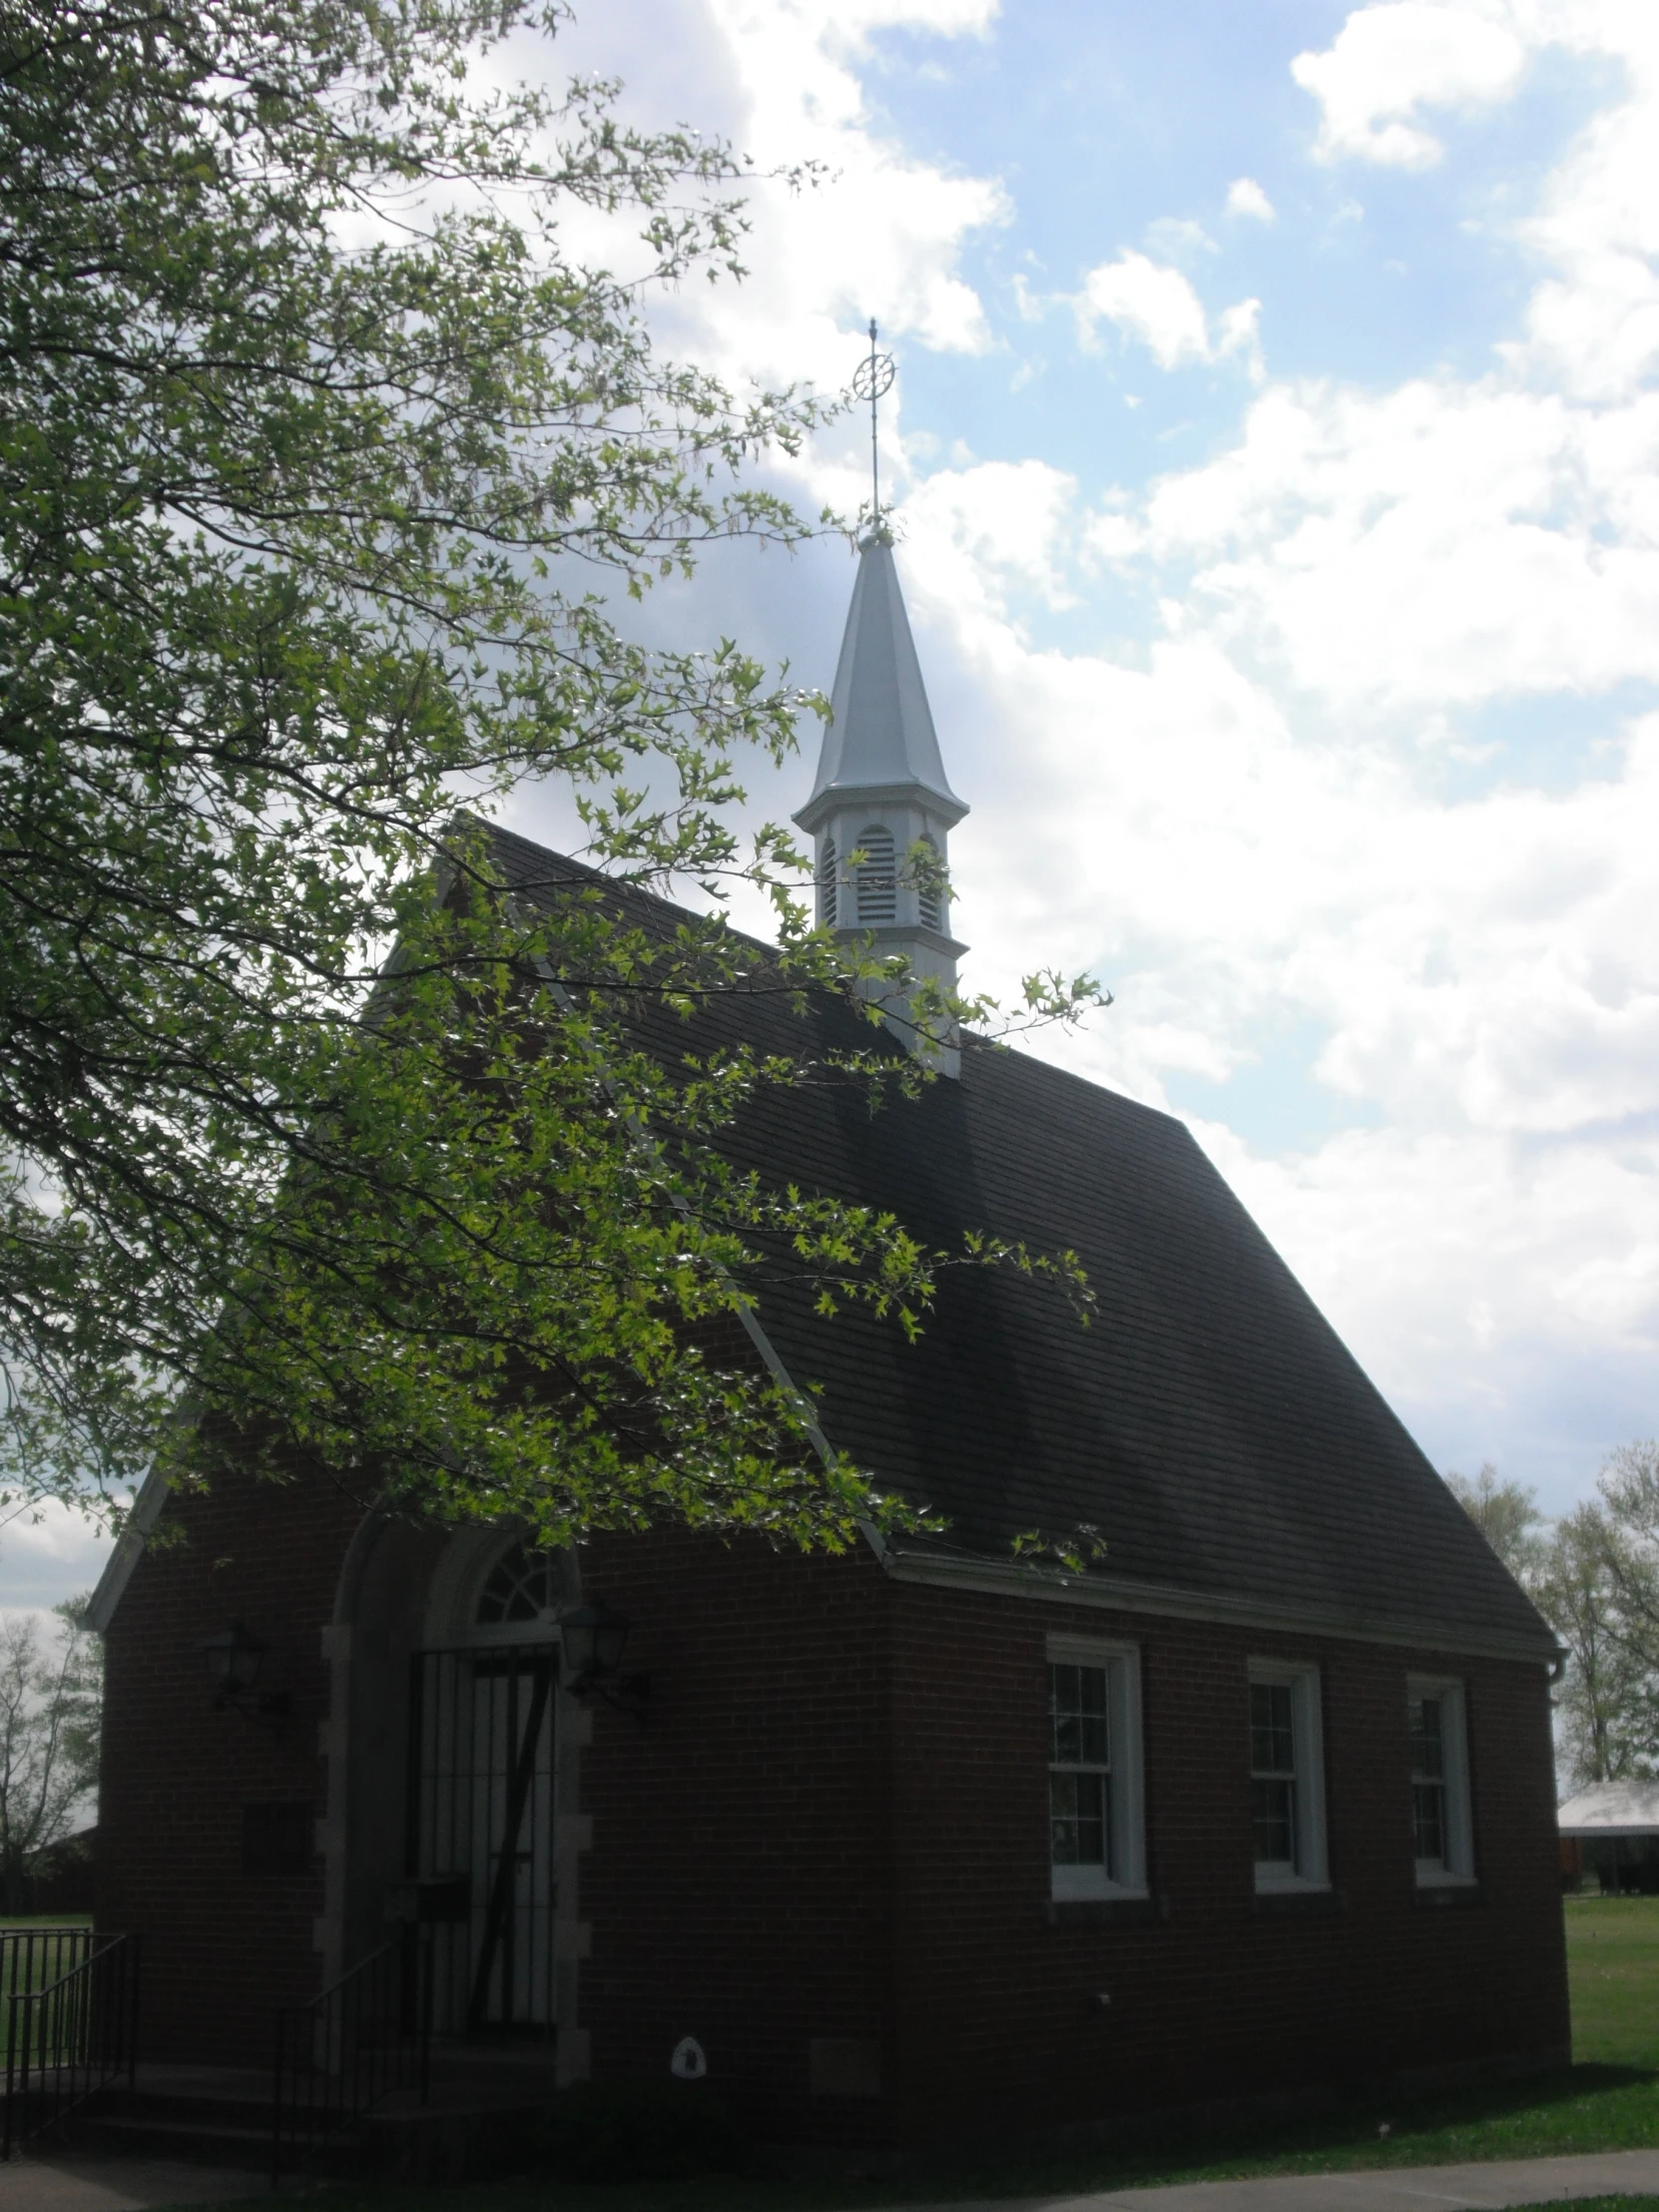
[177, 2062, 1659, 2212]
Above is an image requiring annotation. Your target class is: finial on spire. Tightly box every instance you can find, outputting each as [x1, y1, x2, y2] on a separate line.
[851, 317, 894, 536]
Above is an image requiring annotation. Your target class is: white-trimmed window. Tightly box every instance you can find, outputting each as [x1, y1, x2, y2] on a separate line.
[1047, 1636, 1146, 1900]
[1248, 1659, 1328, 1893]
[1408, 1676, 1475, 1887]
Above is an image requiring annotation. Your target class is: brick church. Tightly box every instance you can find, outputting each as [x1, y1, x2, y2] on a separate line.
[90, 532, 1567, 2149]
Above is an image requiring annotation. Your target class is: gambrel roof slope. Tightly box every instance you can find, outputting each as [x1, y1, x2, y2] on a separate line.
[494, 825, 1555, 1664]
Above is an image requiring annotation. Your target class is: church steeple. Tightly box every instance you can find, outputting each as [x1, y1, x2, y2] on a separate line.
[794, 532, 969, 1073]
[804, 535, 965, 819]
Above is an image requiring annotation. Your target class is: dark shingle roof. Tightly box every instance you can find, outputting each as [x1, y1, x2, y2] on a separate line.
[490, 823, 1554, 1661]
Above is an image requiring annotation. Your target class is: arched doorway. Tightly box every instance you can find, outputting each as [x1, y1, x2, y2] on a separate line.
[408, 1536, 568, 2035]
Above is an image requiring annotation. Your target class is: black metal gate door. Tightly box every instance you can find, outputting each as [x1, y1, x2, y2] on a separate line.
[406, 1645, 557, 2034]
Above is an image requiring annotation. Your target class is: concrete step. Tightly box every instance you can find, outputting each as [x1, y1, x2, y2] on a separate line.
[69, 2108, 365, 2178]
[53, 2052, 553, 2182]
[68, 2113, 271, 2163]
[97, 2088, 276, 2130]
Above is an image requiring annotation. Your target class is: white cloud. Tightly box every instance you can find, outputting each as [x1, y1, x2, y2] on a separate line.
[1227, 177, 1277, 222]
[1083, 510, 1146, 564]
[1513, 19, 1659, 399]
[1074, 251, 1259, 372]
[903, 460, 1079, 615]
[1293, 1, 1531, 168]
[1145, 216, 1218, 261]
[1077, 253, 1210, 367]
[0, 1502, 111, 1614]
[822, 0, 997, 34]
[1126, 377, 1659, 710]
[1084, 0, 1659, 703]
[1215, 297, 1265, 378]
[542, 0, 1008, 501]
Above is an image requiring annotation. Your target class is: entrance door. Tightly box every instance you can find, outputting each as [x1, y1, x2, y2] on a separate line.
[406, 1642, 557, 2032]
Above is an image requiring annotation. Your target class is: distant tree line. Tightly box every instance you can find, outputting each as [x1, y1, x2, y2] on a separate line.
[1447, 1448, 1659, 1791]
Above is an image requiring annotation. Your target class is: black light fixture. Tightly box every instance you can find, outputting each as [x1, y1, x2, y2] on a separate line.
[558, 1600, 647, 1716]
[200, 1619, 288, 1732]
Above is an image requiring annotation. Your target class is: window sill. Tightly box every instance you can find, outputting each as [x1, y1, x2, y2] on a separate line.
[1415, 1864, 1478, 1889]
[1413, 1880, 1485, 1910]
[1047, 1893, 1167, 1928]
[1253, 1872, 1331, 1897]
[1254, 1886, 1346, 1918]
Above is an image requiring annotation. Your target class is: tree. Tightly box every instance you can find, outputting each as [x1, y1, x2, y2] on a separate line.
[1534, 1502, 1652, 1789]
[0, 1601, 101, 1912]
[0, 0, 1099, 1551]
[1557, 1441, 1659, 1784]
[1446, 1446, 1659, 1790]
[1444, 1463, 1547, 1584]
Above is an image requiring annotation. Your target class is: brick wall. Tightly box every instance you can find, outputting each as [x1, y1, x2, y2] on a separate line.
[99, 1499, 1567, 2134]
[881, 1583, 1567, 2142]
[97, 1460, 359, 2062]
[572, 1526, 892, 2135]
[573, 1539, 1567, 2144]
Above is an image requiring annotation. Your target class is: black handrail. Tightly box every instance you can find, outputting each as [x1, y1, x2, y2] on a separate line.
[1, 1932, 140, 2159]
[271, 1935, 429, 2186]
[0, 1927, 97, 2040]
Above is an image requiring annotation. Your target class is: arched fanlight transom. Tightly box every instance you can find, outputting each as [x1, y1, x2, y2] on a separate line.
[475, 1541, 556, 1625]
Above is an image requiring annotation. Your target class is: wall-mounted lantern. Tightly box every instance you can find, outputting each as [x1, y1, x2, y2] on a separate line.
[558, 1600, 648, 1717]
[201, 1619, 288, 1733]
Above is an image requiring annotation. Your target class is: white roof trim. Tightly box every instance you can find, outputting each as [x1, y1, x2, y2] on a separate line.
[83, 1458, 173, 1633]
[876, 1544, 1561, 1667]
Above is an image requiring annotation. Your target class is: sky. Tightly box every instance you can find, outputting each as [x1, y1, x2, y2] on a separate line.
[8, 0, 1659, 1616]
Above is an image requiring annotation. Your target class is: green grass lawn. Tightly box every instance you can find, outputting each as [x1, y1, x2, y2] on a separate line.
[171, 1896, 1659, 2211]
[1567, 1895, 1659, 2069]
[0, 1915, 99, 2055]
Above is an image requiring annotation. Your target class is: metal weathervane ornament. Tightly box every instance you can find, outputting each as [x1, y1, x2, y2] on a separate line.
[852, 316, 895, 534]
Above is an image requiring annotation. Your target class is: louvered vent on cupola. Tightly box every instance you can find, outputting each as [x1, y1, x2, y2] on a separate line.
[855, 828, 896, 924]
[917, 833, 942, 932]
[819, 836, 837, 927]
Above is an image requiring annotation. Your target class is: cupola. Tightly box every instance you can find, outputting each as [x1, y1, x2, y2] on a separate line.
[794, 532, 969, 1074]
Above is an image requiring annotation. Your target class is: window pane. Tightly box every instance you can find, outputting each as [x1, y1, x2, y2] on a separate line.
[1050, 1770, 1107, 1867]
[476, 1542, 554, 1623]
[1250, 1681, 1295, 1776]
[1413, 1779, 1446, 1863]
[1409, 1695, 1444, 1781]
[1050, 1664, 1079, 1763]
[1253, 1776, 1297, 1866]
[1049, 1663, 1110, 1769]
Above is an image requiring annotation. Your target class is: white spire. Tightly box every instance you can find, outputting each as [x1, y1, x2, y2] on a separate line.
[798, 536, 966, 827]
[795, 534, 968, 1074]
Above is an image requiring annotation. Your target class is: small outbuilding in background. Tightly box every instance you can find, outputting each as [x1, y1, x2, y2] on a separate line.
[1558, 1782, 1659, 1893]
